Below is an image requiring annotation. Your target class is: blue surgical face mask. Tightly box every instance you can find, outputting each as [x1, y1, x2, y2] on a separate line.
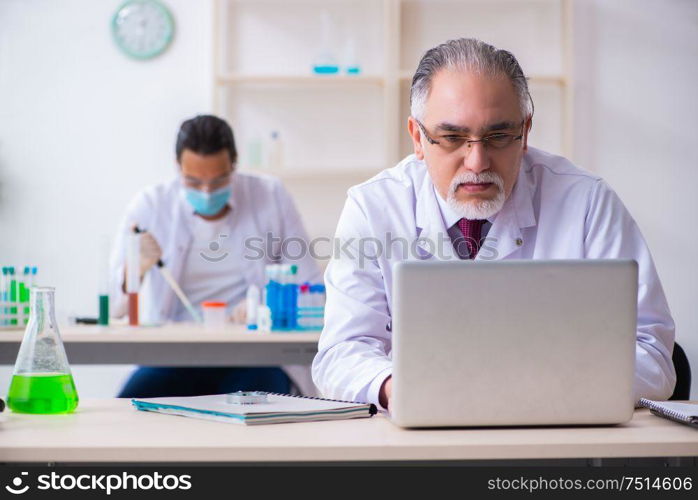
[184, 185, 231, 216]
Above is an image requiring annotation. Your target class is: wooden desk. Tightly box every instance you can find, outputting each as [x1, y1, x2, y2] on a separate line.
[1, 399, 696, 463]
[0, 325, 320, 366]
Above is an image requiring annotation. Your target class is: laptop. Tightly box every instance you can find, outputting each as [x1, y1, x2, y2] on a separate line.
[390, 260, 637, 428]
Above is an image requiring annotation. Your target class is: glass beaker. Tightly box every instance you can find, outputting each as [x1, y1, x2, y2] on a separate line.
[7, 287, 79, 414]
[312, 10, 339, 75]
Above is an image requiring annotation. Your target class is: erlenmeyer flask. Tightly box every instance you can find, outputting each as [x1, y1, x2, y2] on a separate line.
[7, 287, 78, 414]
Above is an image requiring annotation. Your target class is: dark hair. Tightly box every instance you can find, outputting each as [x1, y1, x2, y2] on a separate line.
[175, 115, 238, 165]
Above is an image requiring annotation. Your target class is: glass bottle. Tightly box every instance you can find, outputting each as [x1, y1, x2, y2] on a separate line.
[7, 287, 79, 414]
[312, 10, 339, 74]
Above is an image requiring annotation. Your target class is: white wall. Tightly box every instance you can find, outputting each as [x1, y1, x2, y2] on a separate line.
[0, 0, 213, 396]
[573, 0, 698, 397]
[1, 0, 696, 399]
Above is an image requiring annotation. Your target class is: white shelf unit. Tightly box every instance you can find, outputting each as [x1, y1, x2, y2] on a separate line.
[217, 74, 387, 86]
[212, 0, 573, 244]
[213, 0, 573, 180]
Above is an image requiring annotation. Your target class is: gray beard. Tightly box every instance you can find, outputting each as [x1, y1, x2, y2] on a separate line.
[446, 171, 506, 220]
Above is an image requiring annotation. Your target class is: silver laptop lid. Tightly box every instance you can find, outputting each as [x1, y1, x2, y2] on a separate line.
[391, 260, 637, 428]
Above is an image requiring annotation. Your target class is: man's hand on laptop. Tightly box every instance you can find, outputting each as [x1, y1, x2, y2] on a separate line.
[379, 376, 392, 411]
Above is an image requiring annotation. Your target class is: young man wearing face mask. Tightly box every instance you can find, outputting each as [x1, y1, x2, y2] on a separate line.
[312, 38, 676, 411]
[110, 115, 321, 398]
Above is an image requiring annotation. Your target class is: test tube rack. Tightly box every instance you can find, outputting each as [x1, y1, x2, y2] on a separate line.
[0, 266, 35, 330]
[264, 265, 325, 332]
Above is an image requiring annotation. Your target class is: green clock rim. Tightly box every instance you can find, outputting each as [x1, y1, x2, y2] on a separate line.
[111, 0, 175, 60]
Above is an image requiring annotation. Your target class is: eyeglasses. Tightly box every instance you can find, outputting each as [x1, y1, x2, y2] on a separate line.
[183, 173, 232, 192]
[416, 119, 525, 155]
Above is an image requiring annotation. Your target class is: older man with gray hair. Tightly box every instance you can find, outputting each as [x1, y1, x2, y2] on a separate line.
[312, 38, 676, 411]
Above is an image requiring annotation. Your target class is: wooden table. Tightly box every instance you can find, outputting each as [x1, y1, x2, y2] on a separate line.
[0, 325, 320, 366]
[1, 399, 696, 464]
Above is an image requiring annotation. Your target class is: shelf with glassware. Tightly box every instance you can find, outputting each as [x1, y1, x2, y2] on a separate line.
[213, 0, 395, 179]
[215, 0, 387, 76]
[217, 74, 386, 87]
[215, 79, 389, 179]
[213, 0, 573, 177]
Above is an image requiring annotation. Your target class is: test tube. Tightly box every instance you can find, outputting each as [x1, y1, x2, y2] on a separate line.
[278, 265, 286, 328]
[298, 283, 310, 329]
[317, 284, 326, 328]
[30, 267, 38, 323]
[280, 265, 291, 330]
[1, 267, 7, 326]
[126, 231, 140, 326]
[98, 235, 110, 326]
[9, 267, 17, 326]
[265, 265, 281, 330]
[246, 285, 260, 331]
[287, 265, 298, 330]
[310, 284, 327, 329]
[20, 266, 30, 325]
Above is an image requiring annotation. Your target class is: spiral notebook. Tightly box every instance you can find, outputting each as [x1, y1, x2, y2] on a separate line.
[132, 393, 377, 426]
[638, 398, 698, 429]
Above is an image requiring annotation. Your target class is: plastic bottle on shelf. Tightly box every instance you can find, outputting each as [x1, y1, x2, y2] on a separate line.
[344, 38, 361, 75]
[247, 133, 263, 169]
[268, 131, 283, 170]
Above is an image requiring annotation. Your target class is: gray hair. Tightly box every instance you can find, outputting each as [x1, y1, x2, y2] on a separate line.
[410, 38, 533, 122]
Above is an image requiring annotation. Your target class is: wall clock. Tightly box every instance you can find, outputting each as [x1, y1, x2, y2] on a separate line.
[112, 1, 175, 60]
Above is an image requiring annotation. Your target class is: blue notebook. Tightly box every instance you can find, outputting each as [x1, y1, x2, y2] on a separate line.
[132, 392, 377, 426]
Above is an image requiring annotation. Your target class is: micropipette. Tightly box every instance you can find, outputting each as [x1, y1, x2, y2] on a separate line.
[156, 261, 203, 323]
[134, 227, 202, 323]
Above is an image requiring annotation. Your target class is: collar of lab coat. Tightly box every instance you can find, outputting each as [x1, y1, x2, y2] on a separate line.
[414, 154, 537, 260]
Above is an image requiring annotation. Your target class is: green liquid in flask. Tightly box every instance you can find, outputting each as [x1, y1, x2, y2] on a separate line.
[7, 373, 79, 414]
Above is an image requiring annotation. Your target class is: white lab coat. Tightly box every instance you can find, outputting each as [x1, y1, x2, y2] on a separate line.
[110, 172, 323, 395]
[312, 148, 676, 407]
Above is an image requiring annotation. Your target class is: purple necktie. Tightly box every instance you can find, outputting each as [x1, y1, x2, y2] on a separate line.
[457, 218, 486, 259]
